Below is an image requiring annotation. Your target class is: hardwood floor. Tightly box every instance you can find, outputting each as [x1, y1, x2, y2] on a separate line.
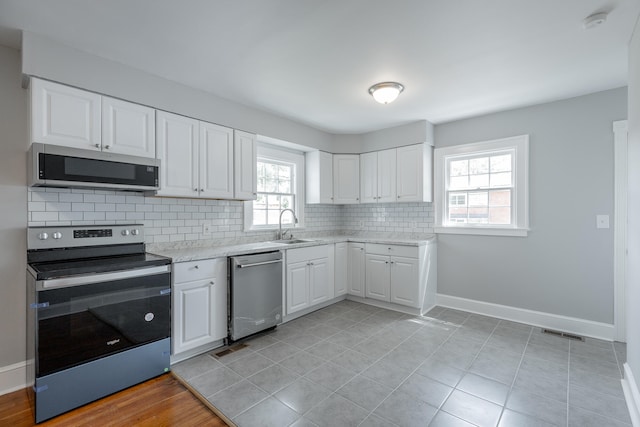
[0, 374, 228, 426]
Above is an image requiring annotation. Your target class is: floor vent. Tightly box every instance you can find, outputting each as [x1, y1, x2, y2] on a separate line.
[542, 328, 585, 341]
[213, 343, 248, 358]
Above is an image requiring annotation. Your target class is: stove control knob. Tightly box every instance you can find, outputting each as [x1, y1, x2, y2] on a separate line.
[52, 232, 62, 239]
[121, 230, 131, 236]
[131, 229, 140, 236]
[37, 232, 49, 240]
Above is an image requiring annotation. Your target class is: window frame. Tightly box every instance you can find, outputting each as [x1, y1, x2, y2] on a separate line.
[244, 143, 305, 231]
[434, 135, 529, 237]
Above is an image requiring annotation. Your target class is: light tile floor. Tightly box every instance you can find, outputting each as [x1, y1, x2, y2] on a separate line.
[172, 302, 630, 427]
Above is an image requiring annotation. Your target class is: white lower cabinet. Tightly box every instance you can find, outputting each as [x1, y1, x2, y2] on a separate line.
[286, 245, 333, 315]
[172, 258, 227, 355]
[363, 243, 426, 309]
[347, 243, 365, 297]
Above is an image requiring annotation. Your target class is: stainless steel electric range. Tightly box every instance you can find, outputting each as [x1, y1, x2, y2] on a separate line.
[26, 224, 172, 423]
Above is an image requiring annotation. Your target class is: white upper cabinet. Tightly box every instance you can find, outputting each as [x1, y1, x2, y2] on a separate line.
[31, 78, 102, 151]
[156, 111, 200, 197]
[31, 78, 156, 158]
[360, 152, 377, 203]
[306, 151, 333, 204]
[360, 149, 396, 203]
[200, 122, 234, 199]
[102, 96, 156, 158]
[396, 144, 433, 202]
[234, 130, 257, 200]
[333, 154, 360, 204]
[157, 112, 246, 199]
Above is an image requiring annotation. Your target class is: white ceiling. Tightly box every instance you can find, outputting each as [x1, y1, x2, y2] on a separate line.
[0, 0, 638, 134]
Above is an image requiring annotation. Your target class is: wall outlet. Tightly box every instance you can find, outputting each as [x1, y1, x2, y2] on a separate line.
[203, 222, 212, 235]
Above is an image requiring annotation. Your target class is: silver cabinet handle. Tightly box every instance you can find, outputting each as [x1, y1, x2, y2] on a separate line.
[194, 188, 198, 192]
[95, 143, 100, 148]
[200, 188, 204, 192]
[209, 281, 214, 285]
[194, 265, 199, 269]
[104, 145, 110, 149]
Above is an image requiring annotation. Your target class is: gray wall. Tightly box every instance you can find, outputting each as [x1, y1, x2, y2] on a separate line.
[0, 45, 27, 369]
[625, 18, 640, 389]
[435, 88, 627, 324]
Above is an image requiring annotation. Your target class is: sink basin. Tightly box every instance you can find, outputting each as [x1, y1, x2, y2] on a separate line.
[270, 239, 316, 245]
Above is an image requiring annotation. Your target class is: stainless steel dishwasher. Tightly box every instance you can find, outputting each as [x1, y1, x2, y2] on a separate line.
[229, 251, 283, 341]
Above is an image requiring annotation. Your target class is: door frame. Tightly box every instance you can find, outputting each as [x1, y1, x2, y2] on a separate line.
[614, 120, 628, 342]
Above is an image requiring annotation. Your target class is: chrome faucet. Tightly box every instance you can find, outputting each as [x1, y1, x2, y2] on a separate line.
[278, 208, 298, 240]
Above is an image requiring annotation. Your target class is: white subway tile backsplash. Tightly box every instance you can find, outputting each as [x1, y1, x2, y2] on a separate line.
[27, 189, 434, 243]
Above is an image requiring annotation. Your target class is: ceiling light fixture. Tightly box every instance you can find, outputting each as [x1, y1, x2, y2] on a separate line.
[368, 82, 404, 104]
[583, 12, 608, 30]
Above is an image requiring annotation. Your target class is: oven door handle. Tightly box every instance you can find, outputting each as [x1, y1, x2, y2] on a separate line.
[36, 265, 172, 291]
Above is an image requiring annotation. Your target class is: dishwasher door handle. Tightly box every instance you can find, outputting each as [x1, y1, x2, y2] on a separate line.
[236, 259, 283, 269]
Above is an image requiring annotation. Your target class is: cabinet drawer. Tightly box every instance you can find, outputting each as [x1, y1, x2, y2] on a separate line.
[287, 245, 328, 264]
[365, 243, 418, 258]
[173, 258, 223, 283]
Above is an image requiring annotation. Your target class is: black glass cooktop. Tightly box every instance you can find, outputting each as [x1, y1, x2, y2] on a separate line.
[28, 252, 171, 280]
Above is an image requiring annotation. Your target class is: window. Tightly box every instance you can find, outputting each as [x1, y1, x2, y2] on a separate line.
[434, 135, 529, 236]
[244, 144, 305, 230]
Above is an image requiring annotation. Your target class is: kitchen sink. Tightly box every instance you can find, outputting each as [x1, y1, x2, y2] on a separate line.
[270, 239, 316, 245]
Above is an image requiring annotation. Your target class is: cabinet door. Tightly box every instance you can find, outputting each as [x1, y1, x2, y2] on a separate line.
[365, 254, 390, 302]
[200, 122, 234, 199]
[234, 130, 257, 200]
[156, 111, 199, 197]
[102, 97, 155, 158]
[286, 260, 309, 315]
[360, 152, 377, 203]
[172, 278, 215, 354]
[31, 78, 101, 150]
[397, 144, 430, 202]
[348, 243, 365, 297]
[377, 149, 397, 203]
[333, 154, 360, 204]
[306, 151, 334, 204]
[309, 257, 329, 305]
[334, 243, 348, 296]
[390, 256, 420, 308]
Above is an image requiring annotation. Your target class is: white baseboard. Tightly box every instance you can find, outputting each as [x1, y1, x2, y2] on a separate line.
[0, 360, 28, 396]
[436, 294, 615, 341]
[622, 363, 640, 427]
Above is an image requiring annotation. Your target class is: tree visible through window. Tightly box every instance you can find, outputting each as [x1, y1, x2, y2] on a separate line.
[253, 160, 295, 226]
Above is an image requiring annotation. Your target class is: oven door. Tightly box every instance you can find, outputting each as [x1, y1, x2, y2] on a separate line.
[33, 265, 171, 377]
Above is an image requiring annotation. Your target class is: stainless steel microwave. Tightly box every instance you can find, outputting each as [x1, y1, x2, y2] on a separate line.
[28, 143, 160, 192]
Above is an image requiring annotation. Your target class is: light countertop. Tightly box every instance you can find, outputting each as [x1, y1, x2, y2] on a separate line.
[149, 235, 436, 263]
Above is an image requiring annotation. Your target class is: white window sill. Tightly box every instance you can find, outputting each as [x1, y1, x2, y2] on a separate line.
[435, 226, 529, 237]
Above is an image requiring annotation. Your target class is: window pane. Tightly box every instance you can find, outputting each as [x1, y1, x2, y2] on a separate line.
[450, 159, 468, 177]
[490, 154, 512, 172]
[265, 179, 278, 192]
[449, 176, 468, 190]
[267, 194, 281, 210]
[267, 209, 281, 225]
[468, 207, 489, 223]
[278, 179, 291, 193]
[449, 192, 467, 207]
[469, 174, 489, 188]
[449, 207, 468, 223]
[468, 192, 488, 207]
[489, 190, 511, 207]
[281, 195, 293, 210]
[469, 157, 489, 174]
[253, 210, 266, 225]
[489, 207, 511, 224]
[278, 165, 291, 180]
[490, 172, 512, 187]
[254, 193, 267, 209]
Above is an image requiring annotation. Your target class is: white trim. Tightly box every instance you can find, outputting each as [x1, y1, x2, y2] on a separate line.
[622, 363, 640, 427]
[436, 293, 615, 341]
[614, 120, 628, 342]
[434, 135, 529, 236]
[0, 360, 29, 396]
[243, 143, 306, 232]
[435, 226, 528, 237]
